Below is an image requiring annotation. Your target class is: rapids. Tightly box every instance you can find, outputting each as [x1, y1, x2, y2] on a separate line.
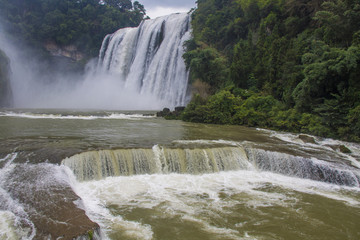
[1, 109, 360, 239]
[0, 10, 359, 240]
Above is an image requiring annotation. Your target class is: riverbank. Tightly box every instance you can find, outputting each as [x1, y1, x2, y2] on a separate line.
[159, 89, 360, 143]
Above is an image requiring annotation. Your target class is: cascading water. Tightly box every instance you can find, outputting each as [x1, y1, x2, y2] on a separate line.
[1, 13, 191, 110]
[96, 13, 191, 108]
[62, 142, 360, 187]
[62, 146, 252, 181]
[1, 109, 360, 239]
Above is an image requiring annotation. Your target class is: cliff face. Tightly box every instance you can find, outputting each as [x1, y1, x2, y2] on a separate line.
[44, 41, 86, 61]
[0, 49, 13, 107]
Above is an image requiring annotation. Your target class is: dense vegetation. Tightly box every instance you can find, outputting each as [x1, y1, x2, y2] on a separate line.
[0, 0, 146, 56]
[181, 0, 360, 141]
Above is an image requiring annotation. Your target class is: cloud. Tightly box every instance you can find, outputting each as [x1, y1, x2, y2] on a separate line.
[139, 0, 196, 18]
[146, 6, 190, 19]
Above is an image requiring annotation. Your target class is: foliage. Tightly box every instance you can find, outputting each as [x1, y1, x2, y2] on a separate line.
[0, 0, 146, 57]
[183, 47, 229, 90]
[183, 0, 360, 141]
[181, 89, 331, 137]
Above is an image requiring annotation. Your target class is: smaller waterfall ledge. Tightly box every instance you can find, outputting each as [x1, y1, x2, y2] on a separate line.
[62, 146, 251, 181]
[62, 144, 360, 187]
[97, 13, 192, 108]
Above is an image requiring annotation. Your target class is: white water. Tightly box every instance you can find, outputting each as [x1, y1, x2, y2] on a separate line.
[72, 170, 360, 240]
[97, 13, 191, 108]
[63, 140, 360, 187]
[0, 111, 155, 120]
[1, 111, 360, 239]
[1, 13, 191, 110]
[0, 153, 36, 240]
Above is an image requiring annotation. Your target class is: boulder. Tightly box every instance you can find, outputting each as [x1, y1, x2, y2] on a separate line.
[156, 106, 185, 119]
[298, 134, 316, 144]
[156, 108, 171, 117]
[339, 145, 351, 153]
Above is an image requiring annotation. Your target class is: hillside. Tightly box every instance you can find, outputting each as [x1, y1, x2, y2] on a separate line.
[0, 0, 146, 59]
[181, 0, 360, 141]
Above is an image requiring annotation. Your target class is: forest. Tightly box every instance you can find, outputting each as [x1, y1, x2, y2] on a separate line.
[0, 0, 146, 56]
[180, 0, 360, 141]
[0, 0, 359, 141]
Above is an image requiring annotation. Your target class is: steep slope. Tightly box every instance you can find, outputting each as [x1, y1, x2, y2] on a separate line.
[0, 49, 12, 107]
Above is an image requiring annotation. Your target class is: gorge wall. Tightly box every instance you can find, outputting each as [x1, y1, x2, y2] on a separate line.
[0, 49, 12, 107]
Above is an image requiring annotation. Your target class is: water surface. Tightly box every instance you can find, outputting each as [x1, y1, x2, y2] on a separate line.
[0, 109, 359, 239]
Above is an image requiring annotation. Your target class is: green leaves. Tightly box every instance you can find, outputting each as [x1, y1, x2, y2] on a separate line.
[183, 47, 229, 90]
[293, 40, 360, 111]
[0, 0, 146, 57]
[184, 0, 360, 141]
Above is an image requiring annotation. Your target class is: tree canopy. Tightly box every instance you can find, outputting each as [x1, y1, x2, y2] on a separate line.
[0, 0, 147, 56]
[183, 0, 360, 141]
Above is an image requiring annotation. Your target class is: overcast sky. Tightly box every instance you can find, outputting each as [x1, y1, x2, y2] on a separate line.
[139, 0, 196, 19]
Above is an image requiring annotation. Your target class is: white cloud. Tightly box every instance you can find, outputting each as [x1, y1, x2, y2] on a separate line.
[146, 6, 190, 19]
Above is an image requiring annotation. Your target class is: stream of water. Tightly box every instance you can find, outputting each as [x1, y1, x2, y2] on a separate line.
[0, 109, 359, 239]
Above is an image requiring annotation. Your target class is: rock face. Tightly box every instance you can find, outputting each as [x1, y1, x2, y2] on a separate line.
[3, 163, 101, 240]
[0, 49, 13, 107]
[44, 41, 85, 61]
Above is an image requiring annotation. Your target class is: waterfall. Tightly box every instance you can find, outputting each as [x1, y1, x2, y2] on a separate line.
[246, 148, 360, 187]
[1, 13, 191, 109]
[62, 145, 360, 187]
[96, 13, 192, 108]
[62, 146, 251, 181]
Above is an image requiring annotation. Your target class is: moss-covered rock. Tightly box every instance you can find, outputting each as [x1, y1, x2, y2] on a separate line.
[339, 145, 351, 153]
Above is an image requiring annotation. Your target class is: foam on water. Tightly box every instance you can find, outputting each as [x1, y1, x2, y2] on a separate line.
[0, 211, 30, 240]
[0, 111, 155, 120]
[0, 153, 36, 239]
[71, 169, 360, 239]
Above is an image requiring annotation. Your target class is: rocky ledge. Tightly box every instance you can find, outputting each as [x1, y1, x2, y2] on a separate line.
[44, 41, 85, 61]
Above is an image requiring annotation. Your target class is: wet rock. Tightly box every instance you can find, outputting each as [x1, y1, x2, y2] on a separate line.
[0, 49, 13, 107]
[339, 145, 351, 153]
[175, 106, 185, 112]
[3, 164, 100, 240]
[156, 106, 185, 119]
[326, 144, 339, 151]
[298, 134, 316, 144]
[156, 108, 171, 117]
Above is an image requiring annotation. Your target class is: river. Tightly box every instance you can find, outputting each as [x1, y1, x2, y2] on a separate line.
[0, 109, 359, 239]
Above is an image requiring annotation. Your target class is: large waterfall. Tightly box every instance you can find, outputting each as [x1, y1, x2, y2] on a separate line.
[96, 13, 191, 108]
[2, 13, 191, 110]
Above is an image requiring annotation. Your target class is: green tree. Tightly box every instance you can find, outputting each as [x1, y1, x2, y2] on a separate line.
[182, 0, 360, 141]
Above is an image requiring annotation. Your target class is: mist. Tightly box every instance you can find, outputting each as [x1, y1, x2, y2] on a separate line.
[0, 33, 165, 110]
[0, 12, 191, 111]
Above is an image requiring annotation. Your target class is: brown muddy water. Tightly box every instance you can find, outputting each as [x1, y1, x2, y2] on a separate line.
[0, 109, 360, 239]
